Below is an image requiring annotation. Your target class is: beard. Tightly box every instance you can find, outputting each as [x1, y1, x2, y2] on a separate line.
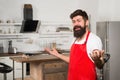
[73, 25, 86, 38]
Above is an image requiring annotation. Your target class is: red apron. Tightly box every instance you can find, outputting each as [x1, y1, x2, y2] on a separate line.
[68, 32, 96, 80]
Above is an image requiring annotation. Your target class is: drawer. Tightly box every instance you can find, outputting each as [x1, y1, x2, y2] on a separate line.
[42, 61, 68, 74]
[42, 61, 68, 80]
[43, 61, 68, 69]
[44, 72, 67, 80]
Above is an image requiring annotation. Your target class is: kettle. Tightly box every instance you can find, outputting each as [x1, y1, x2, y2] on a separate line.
[11, 47, 17, 54]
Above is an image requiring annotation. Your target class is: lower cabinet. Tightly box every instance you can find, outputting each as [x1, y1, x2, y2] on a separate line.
[44, 72, 67, 80]
[42, 60, 68, 80]
[15, 60, 68, 80]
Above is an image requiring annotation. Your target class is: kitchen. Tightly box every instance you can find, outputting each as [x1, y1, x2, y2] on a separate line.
[0, 0, 120, 80]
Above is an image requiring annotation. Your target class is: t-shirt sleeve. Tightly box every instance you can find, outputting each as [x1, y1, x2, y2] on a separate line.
[87, 33, 103, 55]
[87, 33, 103, 62]
[91, 36, 102, 50]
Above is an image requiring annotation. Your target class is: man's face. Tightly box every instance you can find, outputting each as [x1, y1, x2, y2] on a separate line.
[72, 15, 88, 38]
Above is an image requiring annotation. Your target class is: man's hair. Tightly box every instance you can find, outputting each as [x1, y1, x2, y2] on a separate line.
[70, 9, 88, 21]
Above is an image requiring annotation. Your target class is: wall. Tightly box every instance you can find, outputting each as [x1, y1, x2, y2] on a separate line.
[0, 0, 98, 33]
[0, 0, 119, 52]
[98, 0, 120, 21]
[1, 0, 120, 32]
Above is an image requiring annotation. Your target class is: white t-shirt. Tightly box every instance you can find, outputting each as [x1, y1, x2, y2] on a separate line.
[72, 32, 103, 62]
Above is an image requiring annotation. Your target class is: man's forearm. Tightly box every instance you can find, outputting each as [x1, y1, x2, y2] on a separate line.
[55, 53, 70, 63]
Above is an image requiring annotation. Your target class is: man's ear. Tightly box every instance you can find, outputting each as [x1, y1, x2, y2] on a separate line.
[86, 20, 89, 26]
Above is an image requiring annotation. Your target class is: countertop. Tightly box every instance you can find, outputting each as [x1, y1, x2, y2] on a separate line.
[10, 53, 69, 63]
[0, 53, 23, 57]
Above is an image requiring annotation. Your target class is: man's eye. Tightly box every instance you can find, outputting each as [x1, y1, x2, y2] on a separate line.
[77, 20, 81, 22]
[72, 21, 75, 23]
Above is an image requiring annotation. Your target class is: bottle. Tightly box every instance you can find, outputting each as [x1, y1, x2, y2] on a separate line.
[8, 40, 13, 53]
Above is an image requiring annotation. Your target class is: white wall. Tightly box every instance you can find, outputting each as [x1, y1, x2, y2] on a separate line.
[0, 0, 82, 22]
[98, 0, 120, 21]
[1, 0, 120, 33]
[97, 0, 115, 21]
[0, 0, 98, 33]
[1, 0, 120, 32]
[0, 0, 100, 53]
[76, 0, 99, 33]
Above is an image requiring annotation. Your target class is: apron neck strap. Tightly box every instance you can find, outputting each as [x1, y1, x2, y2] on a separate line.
[84, 31, 90, 44]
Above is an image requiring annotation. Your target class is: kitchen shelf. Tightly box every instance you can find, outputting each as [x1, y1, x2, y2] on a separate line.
[0, 33, 23, 36]
[0, 32, 40, 35]
[40, 32, 73, 35]
[0, 33, 39, 39]
[0, 23, 22, 26]
[0, 33, 26, 39]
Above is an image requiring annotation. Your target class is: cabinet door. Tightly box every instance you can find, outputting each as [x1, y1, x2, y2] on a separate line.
[42, 61, 68, 80]
[44, 72, 67, 80]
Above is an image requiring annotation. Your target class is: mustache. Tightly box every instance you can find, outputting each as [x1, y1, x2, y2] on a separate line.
[73, 26, 82, 31]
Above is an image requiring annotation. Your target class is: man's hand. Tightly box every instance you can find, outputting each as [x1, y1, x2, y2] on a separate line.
[45, 48, 59, 56]
[90, 49, 104, 69]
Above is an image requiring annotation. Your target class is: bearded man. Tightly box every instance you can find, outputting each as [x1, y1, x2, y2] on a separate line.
[45, 9, 104, 80]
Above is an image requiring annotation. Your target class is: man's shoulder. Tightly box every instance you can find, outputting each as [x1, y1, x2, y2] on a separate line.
[89, 32, 101, 41]
[89, 32, 100, 39]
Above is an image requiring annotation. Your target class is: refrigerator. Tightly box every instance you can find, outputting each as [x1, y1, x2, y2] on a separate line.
[96, 21, 120, 80]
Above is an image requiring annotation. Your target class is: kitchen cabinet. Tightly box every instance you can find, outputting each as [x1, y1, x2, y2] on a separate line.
[10, 53, 69, 80]
[41, 60, 68, 80]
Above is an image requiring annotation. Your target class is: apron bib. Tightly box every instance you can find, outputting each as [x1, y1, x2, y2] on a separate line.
[68, 32, 96, 80]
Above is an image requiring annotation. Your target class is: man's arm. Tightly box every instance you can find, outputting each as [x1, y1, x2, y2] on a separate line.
[45, 48, 70, 63]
